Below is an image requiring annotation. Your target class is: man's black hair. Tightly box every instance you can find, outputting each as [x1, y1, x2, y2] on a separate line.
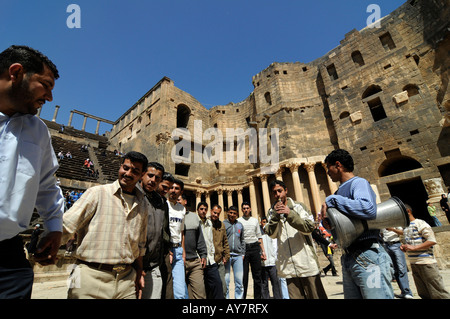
[241, 201, 251, 208]
[122, 151, 148, 172]
[148, 161, 165, 174]
[324, 149, 354, 172]
[161, 172, 175, 183]
[173, 178, 184, 191]
[269, 179, 286, 191]
[197, 201, 208, 210]
[0, 45, 59, 79]
[228, 205, 238, 212]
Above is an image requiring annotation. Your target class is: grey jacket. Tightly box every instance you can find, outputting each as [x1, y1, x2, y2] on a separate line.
[223, 219, 245, 256]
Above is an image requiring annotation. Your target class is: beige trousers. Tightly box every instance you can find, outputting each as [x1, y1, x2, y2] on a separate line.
[286, 274, 328, 299]
[185, 258, 206, 299]
[411, 263, 450, 299]
[67, 262, 136, 299]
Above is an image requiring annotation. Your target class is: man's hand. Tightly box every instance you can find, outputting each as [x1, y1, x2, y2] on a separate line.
[274, 201, 290, 216]
[260, 251, 267, 261]
[33, 231, 62, 266]
[135, 271, 145, 299]
[400, 244, 414, 252]
[320, 202, 333, 230]
[201, 258, 207, 269]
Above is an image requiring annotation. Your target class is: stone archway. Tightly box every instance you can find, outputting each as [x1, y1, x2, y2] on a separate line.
[387, 178, 433, 226]
[378, 155, 422, 177]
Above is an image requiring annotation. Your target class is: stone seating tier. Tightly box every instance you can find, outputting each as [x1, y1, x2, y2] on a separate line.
[51, 136, 122, 183]
[93, 148, 122, 182]
[51, 136, 99, 182]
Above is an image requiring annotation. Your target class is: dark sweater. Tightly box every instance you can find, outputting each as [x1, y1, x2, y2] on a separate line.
[183, 211, 207, 260]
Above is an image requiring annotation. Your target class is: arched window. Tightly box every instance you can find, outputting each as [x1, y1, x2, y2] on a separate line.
[362, 85, 387, 122]
[379, 32, 396, 51]
[362, 85, 382, 99]
[177, 104, 190, 128]
[339, 111, 350, 119]
[264, 92, 272, 105]
[351, 51, 365, 67]
[402, 84, 420, 98]
[326, 64, 339, 80]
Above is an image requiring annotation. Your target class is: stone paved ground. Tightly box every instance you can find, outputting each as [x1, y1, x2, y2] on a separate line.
[31, 268, 450, 299]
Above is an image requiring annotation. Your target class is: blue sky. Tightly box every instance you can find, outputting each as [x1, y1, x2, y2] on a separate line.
[1, 0, 405, 134]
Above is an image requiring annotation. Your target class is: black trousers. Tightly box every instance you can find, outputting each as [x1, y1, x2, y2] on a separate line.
[261, 266, 282, 299]
[203, 263, 225, 299]
[0, 235, 34, 299]
[243, 242, 262, 299]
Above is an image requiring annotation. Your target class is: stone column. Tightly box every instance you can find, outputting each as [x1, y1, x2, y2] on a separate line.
[275, 167, 284, 181]
[95, 120, 101, 135]
[304, 163, 321, 218]
[237, 189, 244, 215]
[52, 105, 60, 122]
[226, 189, 234, 210]
[81, 116, 88, 131]
[423, 178, 448, 224]
[217, 188, 225, 220]
[322, 162, 338, 194]
[68, 111, 74, 126]
[205, 192, 211, 214]
[260, 174, 271, 218]
[288, 162, 303, 202]
[195, 190, 202, 209]
[248, 177, 259, 218]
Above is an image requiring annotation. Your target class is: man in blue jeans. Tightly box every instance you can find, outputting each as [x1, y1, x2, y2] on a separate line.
[223, 206, 245, 299]
[381, 228, 413, 299]
[320, 149, 394, 299]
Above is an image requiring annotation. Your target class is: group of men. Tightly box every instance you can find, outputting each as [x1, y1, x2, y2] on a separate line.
[1, 45, 449, 300]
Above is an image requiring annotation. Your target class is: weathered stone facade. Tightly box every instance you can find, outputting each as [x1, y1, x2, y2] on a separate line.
[108, 0, 450, 225]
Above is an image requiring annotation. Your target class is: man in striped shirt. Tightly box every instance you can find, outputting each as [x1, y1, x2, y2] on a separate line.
[398, 204, 450, 299]
[62, 151, 149, 299]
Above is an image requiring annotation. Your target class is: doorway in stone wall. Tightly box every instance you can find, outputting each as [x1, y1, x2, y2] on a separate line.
[387, 178, 434, 226]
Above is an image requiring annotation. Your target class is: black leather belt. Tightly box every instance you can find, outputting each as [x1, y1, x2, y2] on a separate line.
[386, 241, 400, 245]
[77, 259, 131, 273]
[345, 238, 379, 254]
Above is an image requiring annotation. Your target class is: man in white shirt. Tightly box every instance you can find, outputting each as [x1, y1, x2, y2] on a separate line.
[238, 202, 266, 299]
[0, 45, 64, 299]
[167, 179, 186, 299]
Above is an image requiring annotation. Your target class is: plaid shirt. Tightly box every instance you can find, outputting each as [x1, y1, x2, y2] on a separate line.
[62, 180, 149, 264]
